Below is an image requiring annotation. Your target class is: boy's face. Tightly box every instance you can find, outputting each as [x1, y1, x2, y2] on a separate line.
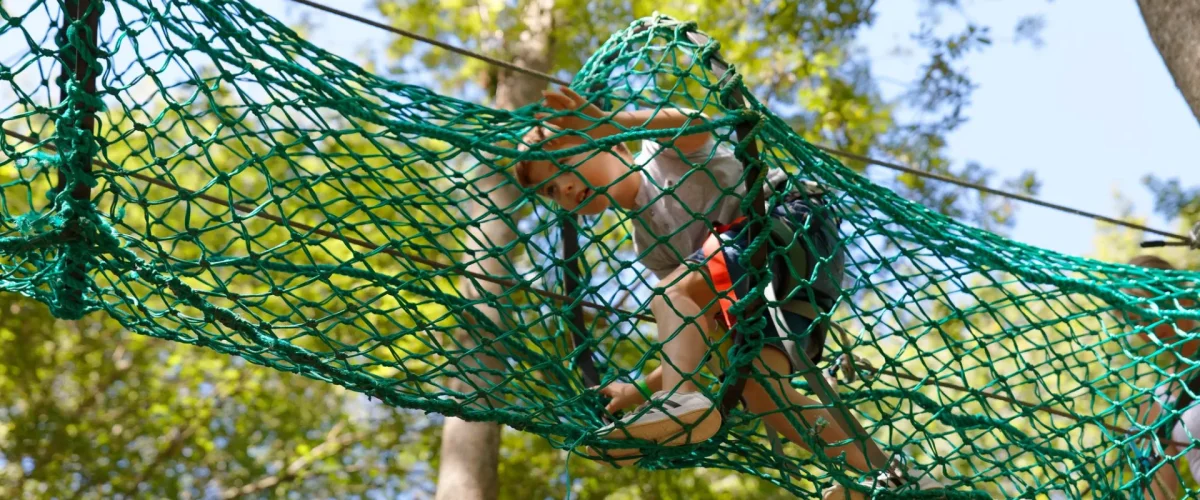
[521, 153, 624, 215]
[517, 128, 632, 215]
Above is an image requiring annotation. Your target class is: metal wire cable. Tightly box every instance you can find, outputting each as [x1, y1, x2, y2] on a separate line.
[282, 0, 1192, 244]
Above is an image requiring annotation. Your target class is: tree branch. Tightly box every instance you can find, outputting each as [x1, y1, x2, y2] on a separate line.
[71, 345, 131, 420]
[1137, 0, 1200, 127]
[91, 368, 240, 500]
[611, 268, 653, 314]
[220, 422, 370, 499]
[60, 347, 134, 500]
[115, 423, 198, 498]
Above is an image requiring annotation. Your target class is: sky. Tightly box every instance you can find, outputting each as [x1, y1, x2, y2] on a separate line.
[860, 0, 1200, 258]
[247, 0, 1199, 260]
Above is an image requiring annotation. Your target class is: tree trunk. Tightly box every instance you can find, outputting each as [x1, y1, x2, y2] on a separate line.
[434, 1, 554, 499]
[1137, 0, 1200, 126]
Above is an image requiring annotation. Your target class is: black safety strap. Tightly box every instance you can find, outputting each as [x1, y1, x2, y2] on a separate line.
[686, 28, 892, 471]
[718, 117, 765, 418]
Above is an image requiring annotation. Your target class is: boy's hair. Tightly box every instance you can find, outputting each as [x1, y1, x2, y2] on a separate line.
[513, 157, 534, 189]
[512, 125, 629, 189]
[514, 160, 533, 189]
[1125, 255, 1194, 298]
[1128, 254, 1176, 271]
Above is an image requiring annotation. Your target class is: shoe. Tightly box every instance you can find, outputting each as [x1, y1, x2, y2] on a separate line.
[584, 446, 647, 468]
[821, 456, 946, 500]
[587, 390, 723, 467]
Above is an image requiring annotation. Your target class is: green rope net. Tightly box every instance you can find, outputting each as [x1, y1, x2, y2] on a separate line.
[3, 1, 1200, 497]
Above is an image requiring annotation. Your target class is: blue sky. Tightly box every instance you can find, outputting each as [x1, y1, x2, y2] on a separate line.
[257, 0, 1199, 258]
[860, 0, 1200, 257]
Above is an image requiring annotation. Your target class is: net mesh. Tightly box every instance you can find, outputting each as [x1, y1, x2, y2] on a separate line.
[2, 1, 1199, 498]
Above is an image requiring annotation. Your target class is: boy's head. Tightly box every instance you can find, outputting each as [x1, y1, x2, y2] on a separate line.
[513, 125, 634, 216]
[1122, 255, 1180, 302]
[1120, 254, 1197, 356]
[1128, 254, 1175, 271]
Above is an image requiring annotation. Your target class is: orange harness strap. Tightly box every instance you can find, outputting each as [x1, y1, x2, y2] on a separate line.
[702, 216, 747, 330]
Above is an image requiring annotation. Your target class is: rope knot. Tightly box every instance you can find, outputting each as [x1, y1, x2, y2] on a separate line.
[14, 151, 61, 172]
[828, 353, 876, 384]
[808, 416, 829, 440]
[827, 323, 876, 384]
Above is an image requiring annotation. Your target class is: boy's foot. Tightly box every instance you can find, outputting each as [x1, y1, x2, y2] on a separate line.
[588, 390, 722, 465]
[820, 456, 947, 500]
[584, 446, 645, 468]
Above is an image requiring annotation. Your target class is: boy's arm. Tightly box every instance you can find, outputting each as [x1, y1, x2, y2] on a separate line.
[606, 108, 711, 156]
[643, 365, 663, 392]
[540, 87, 712, 155]
[628, 366, 664, 398]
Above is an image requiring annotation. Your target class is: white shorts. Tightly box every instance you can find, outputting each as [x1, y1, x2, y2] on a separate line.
[1154, 383, 1200, 481]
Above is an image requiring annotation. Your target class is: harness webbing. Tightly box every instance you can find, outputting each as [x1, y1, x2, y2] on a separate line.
[685, 31, 892, 475]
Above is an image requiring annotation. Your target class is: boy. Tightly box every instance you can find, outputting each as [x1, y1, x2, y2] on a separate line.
[1120, 255, 1199, 499]
[513, 86, 943, 497]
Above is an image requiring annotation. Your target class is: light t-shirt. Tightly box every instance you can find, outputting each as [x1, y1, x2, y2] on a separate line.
[627, 136, 799, 376]
[629, 138, 746, 278]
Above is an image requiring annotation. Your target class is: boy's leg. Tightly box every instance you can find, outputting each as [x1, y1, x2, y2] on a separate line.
[742, 347, 870, 474]
[650, 264, 720, 394]
[1145, 384, 1184, 499]
[1135, 400, 1178, 500]
[1149, 454, 1182, 500]
[594, 264, 723, 445]
[746, 348, 947, 500]
[1168, 401, 1200, 496]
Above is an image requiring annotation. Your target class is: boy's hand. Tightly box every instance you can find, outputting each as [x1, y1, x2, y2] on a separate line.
[521, 122, 587, 151]
[596, 382, 648, 414]
[538, 86, 610, 134]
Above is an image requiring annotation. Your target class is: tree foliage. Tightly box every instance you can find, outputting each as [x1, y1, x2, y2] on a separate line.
[377, 0, 1045, 232]
[0, 289, 416, 499]
[1144, 174, 1200, 227]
